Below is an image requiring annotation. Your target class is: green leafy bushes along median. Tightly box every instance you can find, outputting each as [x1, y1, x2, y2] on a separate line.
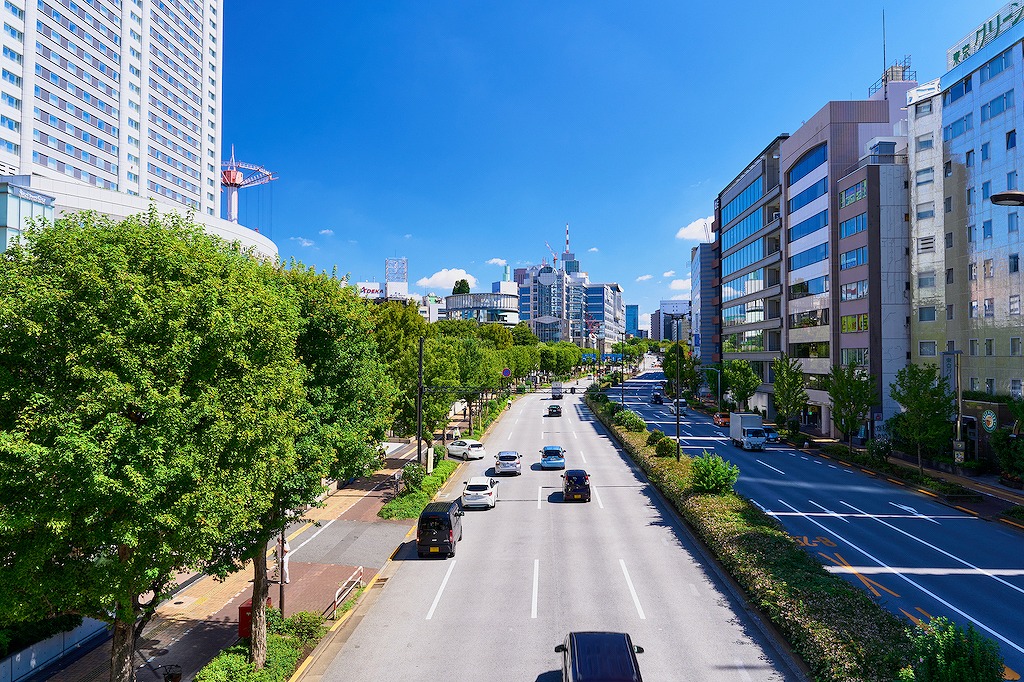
[378, 459, 458, 519]
[195, 610, 324, 682]
[585, 396, 1003, 681]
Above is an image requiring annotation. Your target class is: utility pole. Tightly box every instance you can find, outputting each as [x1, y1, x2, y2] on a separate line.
[417, 337, 430, 473]
[278, 521, 285, 616]
[674, 319, 681, 462]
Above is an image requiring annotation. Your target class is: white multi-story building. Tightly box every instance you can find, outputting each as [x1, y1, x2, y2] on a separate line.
[0, 0, 274, 255]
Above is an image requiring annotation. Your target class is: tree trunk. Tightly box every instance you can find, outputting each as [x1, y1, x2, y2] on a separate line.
[109, 614, 137, 682]
[250, 547, 269, 669]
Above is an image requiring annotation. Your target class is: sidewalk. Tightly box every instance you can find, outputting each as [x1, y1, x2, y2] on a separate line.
[39, 440, 426, 682]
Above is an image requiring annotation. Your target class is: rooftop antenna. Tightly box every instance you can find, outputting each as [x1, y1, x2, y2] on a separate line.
[565, 222, 570, 253]
[221, 145, 277, 225]
[882, 9, 887, 100]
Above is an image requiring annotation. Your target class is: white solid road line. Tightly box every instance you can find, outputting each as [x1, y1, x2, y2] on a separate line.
[756, 459, 785, 475]
[532, 559, 539, 618]
[425, 560, 456, 620]
[808, 499, 849, 524]
[537, 486, 543, 509]
[290, 518, 336, 557]
[579, 450, 587, 463]
[777, 498, 1024, 656]
[573, 431, 578, 439]
[619, 560, 646, 619]
[841, 500, 1023, 595]
[592, 485, 604, 509]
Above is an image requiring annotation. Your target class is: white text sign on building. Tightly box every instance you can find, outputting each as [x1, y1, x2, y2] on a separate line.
[947, 2, 1024, 69]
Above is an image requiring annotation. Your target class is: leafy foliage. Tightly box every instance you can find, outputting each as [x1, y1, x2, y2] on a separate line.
[662, 341, 702, 399]
[888, 363, 954, 474]
[655, 437, 677, 458]
[511, 322, 540, 346]
[990, 429, 1024, 477]
[690, 450, 740, 493]
[401, 462, 427, 491]
[898, 616, 1003, 682]
[451, 278, 471, 295]
[772, 354, 807, 434]
[646, 430, 665, 446]
[378, 459, 458, 519]
[825, 362, 877, 448]
[723, 360, 761, 411]
[613, 409, 647, 432]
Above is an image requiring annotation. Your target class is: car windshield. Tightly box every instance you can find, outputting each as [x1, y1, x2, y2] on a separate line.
[466, 484, 488, 492]
[469, 443, 483, 449]
[420, 517, 444, 532]
[499, 455, 517, 461]
[544, 450, 562, 457]
[566, 475, 586, 484]
[748, 429, 765, 438]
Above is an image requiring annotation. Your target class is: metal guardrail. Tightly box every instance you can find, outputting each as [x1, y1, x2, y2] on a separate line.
[332, 566, 363, 619]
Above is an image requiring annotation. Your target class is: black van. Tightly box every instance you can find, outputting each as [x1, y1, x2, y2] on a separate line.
[416, 501, 464, 558]
[562, 469, 591, 502]
[555, 631, 644, 681]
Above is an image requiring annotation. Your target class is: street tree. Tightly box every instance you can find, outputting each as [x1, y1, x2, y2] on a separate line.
[888, 363, 955, 475]
[0, 209, 306, 682]
[432, 318, 478, 338]
[772, 353, 808, 436]
[825, 362, 878, 454]
[702, 363, 729, 407]
[511, 321, 539, 346]
[724, 359, 762, 411]
[478, 323, 513, 350]
[369, 302, 429, 435]
[662, 342, 701, 399]
[451, 278, 471, 295]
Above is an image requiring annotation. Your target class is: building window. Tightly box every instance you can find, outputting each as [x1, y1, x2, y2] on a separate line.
[839, 279, 869, 301]
[970, 339, 979, 356]
[986, 378, 995, 395]
[916, 134, 934, 151]
[970, 300, 979, 318]
[918, 271, 936, 288]
[947, 341, 956, 352]
[981, 48, 1013, 82]
[1012, 337, 1022, 356]
[984, 298, 995, 317]
[984, 259, 994, 278]
[946, 268, 954, 284]
[982, 142, 991, 161]
[1010, 171, 1019, 190]
[944, 161, 953, 177]
[839, 213, 867, 239]
[985, 338, 994, 356]
[840, 314, 869, 332]
[1011, 294, 1021, 315]
[944, 76, 972, 106]
[915, 100, 933, 116]
[1011, 253, 1020, 273]
[968, 224, 976, 242]
[945, 196, 953, 213]
[943, 113, 973, 141]
[970, 378, 980, 391]
[1009, 130, 1017, 149]
[947, 304, 955, 320]
[4, 1, 24, 19]
[916, 202, 935, 219]
[966, 149, 975, 167]
[982, 181, 991, 200]
[918, 306, 937, 322]
[968, 262, 977, 280]
[967, 187, 975, 205]
[919, 341, 937, 357]
[1012, 378, 1023, 398]
[839, 180, 867, 208]
[840, 246, 868, 269]
[945, 232, 953, 248]
[916, 168, 934, 186]
[1011, 213, 1019, 233]
[983, 220, 993, 239]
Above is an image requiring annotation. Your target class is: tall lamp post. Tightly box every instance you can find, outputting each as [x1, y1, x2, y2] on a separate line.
[705, 367, 722, 412]
[674, 319, 682, 461]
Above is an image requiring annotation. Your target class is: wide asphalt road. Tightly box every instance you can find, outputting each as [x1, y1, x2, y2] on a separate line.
[320, 381, 804, 681]
[623, 366, 1024, 679]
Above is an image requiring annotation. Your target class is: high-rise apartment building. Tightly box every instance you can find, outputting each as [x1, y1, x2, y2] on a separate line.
[908, 5, 1024, 401]
[625, 304, 639, 338]
[0, 1, 272, 254]
[690, 241, 720, 364]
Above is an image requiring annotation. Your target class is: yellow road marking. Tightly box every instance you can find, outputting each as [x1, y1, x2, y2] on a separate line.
[1004, 664, 1020, 680]
[954, 505, 978, 516]
[886, 478, 904, 486]
[819, 551, 900, 598]
[1000, 517, 1024, 531]
[916, 488, 938, 498]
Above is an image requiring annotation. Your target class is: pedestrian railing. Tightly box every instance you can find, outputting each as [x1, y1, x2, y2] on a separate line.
[332, 566, 363, 619]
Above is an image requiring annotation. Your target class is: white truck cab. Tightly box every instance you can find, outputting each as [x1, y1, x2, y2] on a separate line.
[730, 413, 766, 451]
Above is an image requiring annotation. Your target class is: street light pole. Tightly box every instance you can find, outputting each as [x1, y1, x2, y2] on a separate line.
[674, 318, 681, 462]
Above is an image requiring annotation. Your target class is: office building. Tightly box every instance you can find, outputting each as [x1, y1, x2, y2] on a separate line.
[625, 304, 639, 338]
[690, 241, 720, 364]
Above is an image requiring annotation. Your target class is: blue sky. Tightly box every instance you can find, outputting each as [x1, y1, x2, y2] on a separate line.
[223, 1, 988, 328]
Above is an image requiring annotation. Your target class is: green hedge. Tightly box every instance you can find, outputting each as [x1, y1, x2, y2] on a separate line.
[586, 396, 911, 681]
[0, 614, 84, 658]
[195, 610, 324, 682]
[378, 459, 458, 519]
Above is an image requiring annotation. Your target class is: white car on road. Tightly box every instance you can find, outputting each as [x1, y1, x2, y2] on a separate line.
[462, 476, 498, 509]
[447, 439, 487, 460]
[495, 451, 522, 475]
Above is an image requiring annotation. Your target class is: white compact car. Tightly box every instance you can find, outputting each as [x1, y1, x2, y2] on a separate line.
[494, 451, 522, 475]
[447, 439, 487, 460]
[462, 477, 498, 509]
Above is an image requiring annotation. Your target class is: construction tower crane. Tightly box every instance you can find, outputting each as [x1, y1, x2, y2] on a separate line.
[544, 241, 558, 269]
[221, 146, 277, 224]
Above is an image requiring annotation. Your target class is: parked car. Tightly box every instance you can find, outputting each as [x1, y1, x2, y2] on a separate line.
[650, 393, 663, 405]
[672, 399, 687, 414]
[562, 469, 591, 502]
[462, 476, 498, 509]
[447, 439, 487, 460]
[548, 404, 563, 417]
[495, 450, 522, 475]
[416, 501, 463, 558]
[540, 445, 566, 470]
[762, 425, 780, 443]
[554, 631, 644, 682]
[712, 412, 730, 427]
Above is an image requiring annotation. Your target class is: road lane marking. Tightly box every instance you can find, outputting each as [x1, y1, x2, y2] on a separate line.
[841, 500, 1024, 596]
[619, 560, 646, 619]
[290, 518, 336, 557]
[508, 432, 513, 440]
[890, 502, 941, 525]
[425, 560, 456, 620]
[593, 486, 604, 509]
[778, 498, 1024, 656]
[827, 566, 1024, 576]
[688, 583, 698, 596]
[756, 459, 785, 475]
[537, 487, 543, 509]
[750, 498, 777, 518]
[532, 559, 539, 618]
[809, 499, 849, 524]
[573, 431, 578, 439]
[579, 450, 587, 463]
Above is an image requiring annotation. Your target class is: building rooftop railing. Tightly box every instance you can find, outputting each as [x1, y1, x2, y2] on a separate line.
[841, 153, 908, 178]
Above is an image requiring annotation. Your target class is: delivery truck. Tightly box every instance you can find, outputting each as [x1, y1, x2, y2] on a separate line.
[551, 382, 564, 400]
[729, 413, 766, 450]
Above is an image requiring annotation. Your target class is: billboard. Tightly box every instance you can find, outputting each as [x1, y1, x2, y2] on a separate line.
[355, 282, 385, 299]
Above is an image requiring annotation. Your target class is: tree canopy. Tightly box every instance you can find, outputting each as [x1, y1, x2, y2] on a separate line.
[825, 362, 877, 451]
[451, 279, 471, 295]
[888, 363, 954, 474]
[772, 353, 807, 433]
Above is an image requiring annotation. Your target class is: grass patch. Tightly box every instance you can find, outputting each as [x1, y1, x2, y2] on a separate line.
[587, 397, 913, 681]
[1002, 505, 1024, 522]
[378, 459, 458, 519]
[818, 445, 980, 499]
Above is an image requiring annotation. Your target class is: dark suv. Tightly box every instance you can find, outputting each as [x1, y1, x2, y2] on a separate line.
[555, 631, 644, 681]
[650, 393, 663, 405]
[562, 469, 591, 502]
[416, 501, 464, 558]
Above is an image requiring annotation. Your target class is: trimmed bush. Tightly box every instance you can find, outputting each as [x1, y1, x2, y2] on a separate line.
[690, 451, 740, 493]
[379, 459, 458, 519]
[646, 429, 665, 446]
[613, 409, 646, 432]
[898, 616, 1003, 682]
[866, 438, 893, 466]
[401, 462, 426, 491]
[655, 437, 677, 458]
[194, 635, 300, 682]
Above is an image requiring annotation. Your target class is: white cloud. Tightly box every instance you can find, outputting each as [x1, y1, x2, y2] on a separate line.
[670, 294, 689, 300]
[675, 215, 715, 242]
[640, 312, 651, 330]
[636, 274, 653, 282]
[289, 237, 314, 247]
[319, 229, 334, 236]
[669, 277, 692, 293]
[487, 257, 507, 266]
[404, 233, 412, 239]
[663, 270, 675, 277]
[588, 247, 599, 252]
[415, 268, 478, 290]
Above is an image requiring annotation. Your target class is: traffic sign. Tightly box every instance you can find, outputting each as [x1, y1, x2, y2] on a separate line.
[501, 368, 511, 378]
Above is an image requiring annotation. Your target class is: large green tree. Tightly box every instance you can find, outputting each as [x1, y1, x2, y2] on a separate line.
[724, 359, 762, 411]
[452, 278, 471, 295]
[825, 362, 878, 453]
[479, 323, 513, 350]
[369, 302, 429, 435]
[0, 210, 306, 682]
[772, 353, 808, 434]
[662, 342, 701, 399]
[512, 321, 539, 346]
[888, 363, 955, 475]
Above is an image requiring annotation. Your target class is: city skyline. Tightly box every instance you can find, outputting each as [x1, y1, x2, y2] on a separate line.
[223, 1, 991, 326]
